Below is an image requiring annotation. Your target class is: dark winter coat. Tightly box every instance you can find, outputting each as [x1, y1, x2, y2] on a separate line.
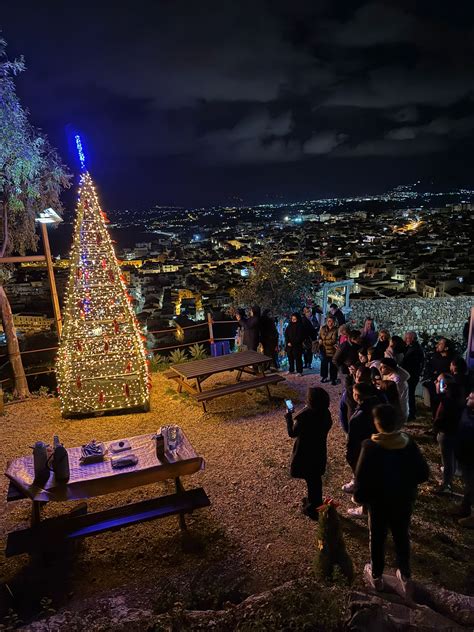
[401, 341, 424, 380]
[242, 307, 261, 351]
[286, 407, 332, 478]
[302, 316, 318, 343]
[260, 314, 279, 352]
[285, 321, 306, 348]
[331, 308, 346, 327]
[433, 394, 463, 435]
[319, 325, 338, 357]
[371, 339, 389, 360]
[346, 397, 378, 471]
[455, 407, 474, 465]
[333, 341, 362, 375]
[354, 433, 430, 506]
[426, 351, 452, 379]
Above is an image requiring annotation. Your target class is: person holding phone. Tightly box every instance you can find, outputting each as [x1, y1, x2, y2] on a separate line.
[285, 387, 333, 520]
[433, 373, 464, 494]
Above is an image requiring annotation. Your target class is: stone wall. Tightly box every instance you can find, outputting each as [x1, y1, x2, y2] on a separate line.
[350, 296, 473, 343]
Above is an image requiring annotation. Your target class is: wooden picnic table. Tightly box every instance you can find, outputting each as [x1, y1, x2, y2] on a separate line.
[167, 350, 285, 411]
[4, 431, 210, 557]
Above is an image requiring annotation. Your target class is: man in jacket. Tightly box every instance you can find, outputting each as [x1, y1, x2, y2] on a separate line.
[343, 382, 378, 516]
[379, 357, 410, 423]
[354, 404, 430, 593]
[333, 329, 362, 390]
[402, 331, 424, 421]
[329, 303, 346, 327]
[302, 306, 319, 369]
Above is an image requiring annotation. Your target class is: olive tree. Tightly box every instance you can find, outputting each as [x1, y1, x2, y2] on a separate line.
[0, 38, 71, 397]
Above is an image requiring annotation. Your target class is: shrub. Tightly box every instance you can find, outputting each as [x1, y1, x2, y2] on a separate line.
[169, 348, 189, 364]
[189, 343, 208, 360]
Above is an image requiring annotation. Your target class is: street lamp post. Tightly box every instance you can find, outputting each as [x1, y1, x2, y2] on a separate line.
[36, 208, 63, 337]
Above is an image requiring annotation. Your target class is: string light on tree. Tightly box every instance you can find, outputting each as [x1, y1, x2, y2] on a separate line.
[56, 136, 150, 417]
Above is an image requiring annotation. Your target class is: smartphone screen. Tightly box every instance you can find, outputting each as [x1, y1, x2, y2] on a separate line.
[439, 378, 446, 393]
[285, 399, 294, 411]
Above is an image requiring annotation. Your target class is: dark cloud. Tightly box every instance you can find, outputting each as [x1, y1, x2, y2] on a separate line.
[1, 0, 474, 204]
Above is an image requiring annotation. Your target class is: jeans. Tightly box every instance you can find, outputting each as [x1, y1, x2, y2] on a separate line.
[287, 344, 303, 374]
[304, 476, 323, 516]
[407, 375, 420, 419]
[368, 503, 412, 578]
[437, 432, 457, 486]
[320, 355, 338, 382]
[461, 464, 474, 514]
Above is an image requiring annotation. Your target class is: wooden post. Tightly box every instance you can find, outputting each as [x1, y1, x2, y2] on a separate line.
[0, 285, 29, 398]
[0, 385, 3, 415]
[207, 312, 214, 343]
[40, 222, 62, 337]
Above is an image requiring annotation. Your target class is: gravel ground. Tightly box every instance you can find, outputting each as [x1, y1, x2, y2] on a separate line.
[0, 371, 473, 625]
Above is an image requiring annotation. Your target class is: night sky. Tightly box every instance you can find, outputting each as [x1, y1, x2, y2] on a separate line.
[2, 1, 474, 209]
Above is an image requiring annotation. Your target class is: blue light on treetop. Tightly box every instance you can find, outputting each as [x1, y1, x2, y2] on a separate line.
[75, 134, 86, 170]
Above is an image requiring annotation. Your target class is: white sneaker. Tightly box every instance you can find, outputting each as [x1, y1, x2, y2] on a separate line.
[396, 569, 413, 599]
[364, 563, 384, 591]
[347, 505, 366, 517]
[342, 480, 355, 494]
[297, 372, 304, 377]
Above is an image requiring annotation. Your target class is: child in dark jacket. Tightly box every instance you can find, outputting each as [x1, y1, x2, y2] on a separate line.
[286, 387, 332, 520]
[354, 404, 430, 593]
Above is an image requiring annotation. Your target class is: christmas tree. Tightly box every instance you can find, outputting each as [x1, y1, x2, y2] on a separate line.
[56, 168, 150, 417]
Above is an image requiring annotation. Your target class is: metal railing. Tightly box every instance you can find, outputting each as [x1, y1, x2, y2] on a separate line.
[0, 315, 239, 388]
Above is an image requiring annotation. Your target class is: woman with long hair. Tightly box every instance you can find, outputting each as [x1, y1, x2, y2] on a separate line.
[286, 387, 333, 520]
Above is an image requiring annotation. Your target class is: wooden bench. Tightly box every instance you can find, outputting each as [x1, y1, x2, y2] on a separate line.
[193, 373, 285, 403]
[6, 485, 210, 557]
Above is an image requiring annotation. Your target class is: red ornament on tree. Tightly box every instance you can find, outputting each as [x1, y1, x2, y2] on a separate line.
[124, 384, 130, 398]
[76, 340, 83, 352]
[113, 319, 120, 333]
[98, 391, 105, 404]
[101, 259, 107, 269]
[125, 361, 132, 373]
[108, 270, 115, 283]
[76, 376, 82, 389]
[76, 268, 83, 279]
[96, 233, 102, 246]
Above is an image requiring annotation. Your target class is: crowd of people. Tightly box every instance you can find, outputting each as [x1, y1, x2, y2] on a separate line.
[232, 303, 474, 592]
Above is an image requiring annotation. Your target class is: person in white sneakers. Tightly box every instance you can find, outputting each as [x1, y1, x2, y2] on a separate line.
[354, 404, 430, 593]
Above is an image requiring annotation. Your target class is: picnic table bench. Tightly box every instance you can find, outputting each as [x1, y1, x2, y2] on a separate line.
[4, 432, 209, 557]
[166, 350, 285, 411]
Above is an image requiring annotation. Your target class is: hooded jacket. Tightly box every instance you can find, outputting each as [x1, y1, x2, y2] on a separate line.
[354, 432, 430, 505]
[285, 316, 305, 347]
[382, 366, 410, 422]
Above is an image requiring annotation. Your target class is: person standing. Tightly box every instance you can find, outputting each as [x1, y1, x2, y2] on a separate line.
[329, 303, 346, 327]
[361, 317, 377, 349]
[319, 315, 339, 385]
[302, 306, 318, 369]
[260, 308, 280, 370]
[455, 391, 474, 528]
[379, 358, 410, 423]
[402, 331, 425, 421]
[333, 329, 362, 390]
[242, 305, 261, 351]
[284, 312, 305, 376]
[285, 387, 333, 520]
[235, 308, 247, 350]
[343, 382, 379, 516]
[372, 329, 390, 361]
[425, 338, 454, 416]
[433, 375, 464, 494]
[354, 404, 430, 593]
